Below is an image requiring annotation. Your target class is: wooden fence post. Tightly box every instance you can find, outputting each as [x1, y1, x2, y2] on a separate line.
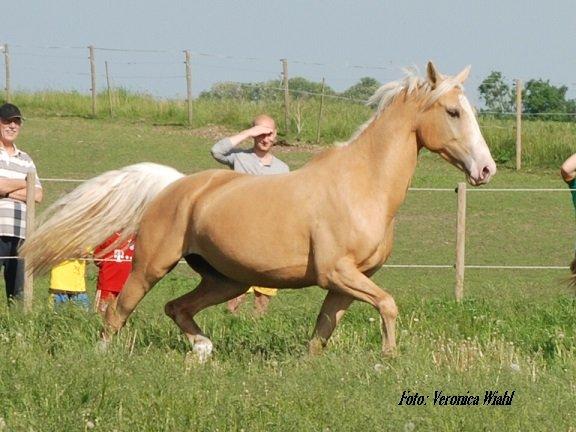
[185, 50, 193, 126]
[455, 182, 467, 302]
[23, 171, 36, 312]
[315, 77, 326, 144]
[105, 61, 113, 117]
[88, 45, 97, 117]
[281, 58, 290, 137]
[4, 44, 11, 103]
[515, 79, 522, 171]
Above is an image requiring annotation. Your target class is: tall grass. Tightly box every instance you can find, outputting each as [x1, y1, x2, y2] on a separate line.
[14, 90, 576, 169]
[0, 277, 574, 431]
[480, 116, 576, 168]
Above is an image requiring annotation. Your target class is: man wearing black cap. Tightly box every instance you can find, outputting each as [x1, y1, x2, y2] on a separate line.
[0, 103, 43, 304]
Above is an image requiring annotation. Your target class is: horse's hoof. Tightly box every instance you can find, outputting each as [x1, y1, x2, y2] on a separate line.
[192, 337, 213, 364]
[382, 347, 398, 358]
[308, 338, 325, 356]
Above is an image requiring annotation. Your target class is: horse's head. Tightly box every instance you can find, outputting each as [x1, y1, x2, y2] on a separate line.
[415, 62, 496, 186]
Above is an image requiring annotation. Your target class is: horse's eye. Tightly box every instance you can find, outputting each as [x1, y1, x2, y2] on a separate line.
[446, 108, 460, 118]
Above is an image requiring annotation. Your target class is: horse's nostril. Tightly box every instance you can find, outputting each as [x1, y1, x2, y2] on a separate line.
[482, 166, 491, 179]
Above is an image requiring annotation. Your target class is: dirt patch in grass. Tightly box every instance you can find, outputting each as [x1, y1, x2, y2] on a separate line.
[152, 124, 326, 154]
[274, 140, 325, 153]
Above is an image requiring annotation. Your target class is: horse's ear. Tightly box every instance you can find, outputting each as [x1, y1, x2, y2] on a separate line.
[454, 65, 471, 84]
[426, 61, 445, 87]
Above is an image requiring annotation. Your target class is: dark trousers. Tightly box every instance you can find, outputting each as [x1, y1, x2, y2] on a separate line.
[0, 236, 25, 303]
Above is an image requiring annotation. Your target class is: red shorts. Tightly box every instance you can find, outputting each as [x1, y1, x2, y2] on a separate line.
[97, 289, 119, 303]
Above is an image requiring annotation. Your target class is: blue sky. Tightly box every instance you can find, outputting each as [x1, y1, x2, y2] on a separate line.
[2, 0, 575, 105]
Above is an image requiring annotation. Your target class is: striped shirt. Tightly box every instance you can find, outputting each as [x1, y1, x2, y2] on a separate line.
[0, 145, 42, 238]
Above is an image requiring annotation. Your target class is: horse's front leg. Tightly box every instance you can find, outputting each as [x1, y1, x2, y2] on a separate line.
[321, 259, 398, 356]
[309, 290, 354, 355]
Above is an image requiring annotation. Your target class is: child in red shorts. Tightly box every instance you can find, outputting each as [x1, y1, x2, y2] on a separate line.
[94, 232, 135, 315]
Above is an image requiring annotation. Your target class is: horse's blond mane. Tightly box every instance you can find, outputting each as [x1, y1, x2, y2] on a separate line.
[345, 69, 463, 144]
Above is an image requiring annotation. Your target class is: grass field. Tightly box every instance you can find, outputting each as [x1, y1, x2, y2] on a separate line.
[0, 115, 575, 431]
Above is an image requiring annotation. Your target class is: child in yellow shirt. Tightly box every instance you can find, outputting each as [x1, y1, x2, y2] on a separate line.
[49, 260, 89, 310]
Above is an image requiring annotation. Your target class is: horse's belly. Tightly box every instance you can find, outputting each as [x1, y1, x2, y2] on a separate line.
[200, 247, 315, 288]
[190, 186, 314, 286]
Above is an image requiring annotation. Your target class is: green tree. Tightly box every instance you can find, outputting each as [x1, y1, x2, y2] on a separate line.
[287, 77, 335, 99]
[198, 82, 245, 100]
[199, 77, 334, 102]
[341, 77, 381, 101]
[478, 71, 513, 113]
[523, 79, 571, 119]
[199, 81, 282, 101]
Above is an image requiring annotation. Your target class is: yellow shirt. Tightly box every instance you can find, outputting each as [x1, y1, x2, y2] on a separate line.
[248, 286, 278, 296]
[50, 260, 87, 293]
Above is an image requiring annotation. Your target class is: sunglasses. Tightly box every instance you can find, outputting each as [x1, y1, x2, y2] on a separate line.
[0, 118, 22, 126]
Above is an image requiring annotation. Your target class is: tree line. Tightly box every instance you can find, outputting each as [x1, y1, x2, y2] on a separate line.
[198, 77, 381, 103]
[199, 72, 576, 121]
[478, 71, 576, 119]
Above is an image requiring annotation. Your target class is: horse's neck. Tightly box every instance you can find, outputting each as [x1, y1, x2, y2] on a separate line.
[346, 105, 419, 213]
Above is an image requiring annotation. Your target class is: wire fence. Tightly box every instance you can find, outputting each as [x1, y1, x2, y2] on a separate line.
[3, 43, 575, 114]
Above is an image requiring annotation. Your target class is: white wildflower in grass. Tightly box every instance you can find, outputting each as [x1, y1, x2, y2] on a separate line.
[95, 339, 109, 354]
[404, 421, 416, 432]
[373, 363, 384, 373]
[510, 363, 520, 373]
[86, 420, 95, 429]
[368, 317, 376, 323]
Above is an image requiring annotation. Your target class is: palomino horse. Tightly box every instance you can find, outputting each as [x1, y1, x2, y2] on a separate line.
[21, 63, 496, 359]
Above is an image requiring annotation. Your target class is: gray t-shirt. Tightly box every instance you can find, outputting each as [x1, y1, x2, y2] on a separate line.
[211, 138, 290, 175]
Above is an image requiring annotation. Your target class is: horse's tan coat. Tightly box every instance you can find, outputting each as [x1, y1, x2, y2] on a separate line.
[20, 63, 496, 356]
[105, 65, 496, 356]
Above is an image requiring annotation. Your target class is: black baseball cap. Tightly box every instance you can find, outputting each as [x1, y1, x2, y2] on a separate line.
[0, 103, 23, 120]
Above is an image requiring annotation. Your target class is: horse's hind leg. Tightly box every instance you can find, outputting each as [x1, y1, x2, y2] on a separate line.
[104, 264, 175, 337]
[103, 235, 182, 339]
[164, 273, 248, 361]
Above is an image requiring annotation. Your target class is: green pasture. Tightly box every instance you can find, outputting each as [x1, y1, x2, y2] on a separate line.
[0, 115, 575, 431]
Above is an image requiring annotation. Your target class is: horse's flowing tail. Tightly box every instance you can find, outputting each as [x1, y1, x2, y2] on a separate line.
[19, 163, 185, 275]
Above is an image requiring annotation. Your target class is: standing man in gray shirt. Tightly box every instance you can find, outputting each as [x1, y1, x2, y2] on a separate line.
[210, 114, 289, 315]
[211, 114, 289, 175]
